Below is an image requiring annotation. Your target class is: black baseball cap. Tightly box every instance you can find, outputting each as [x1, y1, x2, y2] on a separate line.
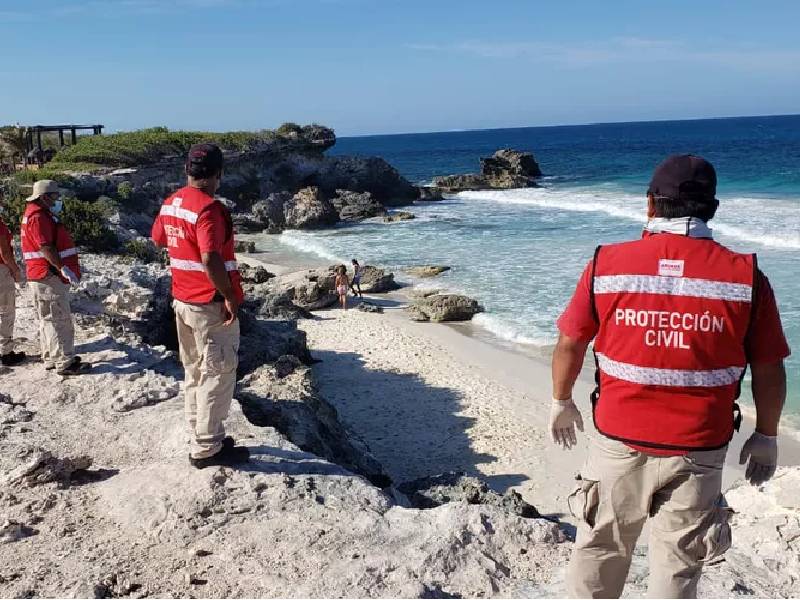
[186, 143, 224, 178]
[647, 154, 717, 203]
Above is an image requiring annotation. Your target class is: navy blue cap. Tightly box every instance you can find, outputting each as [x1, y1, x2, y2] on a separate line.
[648, 154, 717, 203]
[186, 143, 223, 178]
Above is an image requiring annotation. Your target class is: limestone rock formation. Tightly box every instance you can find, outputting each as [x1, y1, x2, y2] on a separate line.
[355, 265, 399, 293]
[405, 265, 451, 278]
[234, 240, 256, 253]
[358, 302, 383, 314]
[433, 148, 542, 192]
[317, 156, 419, 206]
[408, 293, 484, 322]
[406, 305, 430, 322]
[238, 363, 392, 488]
[702, 467, 800, 597]
[238, 263, 275, 284]
[383, 211, 415, 223]
[31, 123, 420, 238]
[267, 267, 339, 310]
[331, 189, 386, 221]
[284, 186, 339, 230]
[417, 186, 444, 201]
[399, 471, 541, 519]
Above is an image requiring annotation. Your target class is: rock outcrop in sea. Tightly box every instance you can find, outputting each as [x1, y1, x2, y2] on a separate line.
[433, 148, 542, 192]
[407, 290, 484, 322]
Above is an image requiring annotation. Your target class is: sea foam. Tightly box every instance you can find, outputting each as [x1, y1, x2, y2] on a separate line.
[458, 188, 800, 250]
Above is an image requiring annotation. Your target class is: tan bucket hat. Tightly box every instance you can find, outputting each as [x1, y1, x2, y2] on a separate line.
[26, 179, 60, 202]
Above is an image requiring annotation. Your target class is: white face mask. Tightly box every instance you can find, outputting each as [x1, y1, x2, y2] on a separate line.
[51, 199, 63, 215]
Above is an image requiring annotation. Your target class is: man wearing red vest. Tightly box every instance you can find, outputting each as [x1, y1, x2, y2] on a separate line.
[152, 143, 249, 469]
[0, 213, 25, 366]
[21, 180, 88, 376]
[551, 155, 790, 598]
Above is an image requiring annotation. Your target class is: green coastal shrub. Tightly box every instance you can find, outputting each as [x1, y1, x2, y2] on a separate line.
[276, 122, 303, 137]
[0, 178, 26, 233]
[49, 127, 279, 170]
[123, 239, 165, 264]
[116, 181, 133, 201]
[1, 179, 118, 251]
[62, 196, 119, 252]
[12, 168, 76, 185]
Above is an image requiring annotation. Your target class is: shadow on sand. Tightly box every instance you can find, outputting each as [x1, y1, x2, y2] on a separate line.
[309, 348, 528, 494]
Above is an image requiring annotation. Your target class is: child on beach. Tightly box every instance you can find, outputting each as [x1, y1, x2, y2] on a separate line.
[350, 258, 363, 298]
[335, 265, 349, 310]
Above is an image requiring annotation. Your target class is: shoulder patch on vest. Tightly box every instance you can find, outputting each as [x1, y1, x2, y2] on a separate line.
[658, 259, 684, 277]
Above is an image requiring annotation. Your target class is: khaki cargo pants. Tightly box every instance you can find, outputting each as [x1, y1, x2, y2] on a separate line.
[0, 265, 16, 355]
[30, 275, 75, 369]
[173, 300, 240, 460]
[567, 435, 732, 599]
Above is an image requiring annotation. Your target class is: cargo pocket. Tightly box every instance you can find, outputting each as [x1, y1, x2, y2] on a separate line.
[204, 340, 238, 376]
[568, 477, 600, 529]
[697, 495, 733, 563]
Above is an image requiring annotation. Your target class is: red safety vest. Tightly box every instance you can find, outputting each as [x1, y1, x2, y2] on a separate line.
[590, 233, 755, 451]
[155, 186, 243, 304]
[21, 203, 81, 282]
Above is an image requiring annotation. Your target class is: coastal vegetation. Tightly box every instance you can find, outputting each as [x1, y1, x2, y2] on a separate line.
[45, 122, 330, 172]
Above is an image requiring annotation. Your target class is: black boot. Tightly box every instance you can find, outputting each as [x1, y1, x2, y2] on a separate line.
[56, 356, 90, 376]
[189, 444, 250, 469]
[0, 351, 26, 366]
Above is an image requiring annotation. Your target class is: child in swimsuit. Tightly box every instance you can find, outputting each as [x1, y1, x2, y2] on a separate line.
[335, 265, 349, 310]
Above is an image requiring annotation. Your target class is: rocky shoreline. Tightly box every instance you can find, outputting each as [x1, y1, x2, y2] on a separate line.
[0, 250, 798, 597]
[0, 251, 571, 597]
[1, 128, 798, 598]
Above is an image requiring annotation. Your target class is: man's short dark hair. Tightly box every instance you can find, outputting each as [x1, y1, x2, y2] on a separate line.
[651, 194, 719, 222]
[648, 154, 719, 222]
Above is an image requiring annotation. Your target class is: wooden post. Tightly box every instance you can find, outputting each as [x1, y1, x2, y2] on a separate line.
[59, 129, 65, 146]
[71, 128, 77, 144]
[36, 129, 43, 166]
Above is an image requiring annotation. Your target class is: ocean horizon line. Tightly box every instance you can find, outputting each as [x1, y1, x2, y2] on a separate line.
[336, 111, 800, 140]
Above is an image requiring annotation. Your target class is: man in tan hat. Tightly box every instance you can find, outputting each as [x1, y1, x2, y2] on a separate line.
[21, 180, 89, 375]
[0, 208, 24, 366]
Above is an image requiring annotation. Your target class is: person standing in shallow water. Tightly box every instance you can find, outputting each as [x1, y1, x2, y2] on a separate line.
[335, 265, 349, 310]
[550, 154, 790, 598]
[350, 258, 363, 298]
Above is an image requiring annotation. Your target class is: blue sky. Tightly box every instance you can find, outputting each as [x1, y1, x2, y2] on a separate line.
[1, 0, 799, 135]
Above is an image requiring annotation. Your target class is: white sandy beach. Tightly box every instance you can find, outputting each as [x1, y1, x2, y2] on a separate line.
[290, 284, 800, 518]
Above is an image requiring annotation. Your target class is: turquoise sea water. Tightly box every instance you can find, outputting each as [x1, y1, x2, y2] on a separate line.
[275, 116, 800, 422]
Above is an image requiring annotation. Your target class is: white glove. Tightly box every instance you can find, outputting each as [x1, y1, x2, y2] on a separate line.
[739, 432, 778, 485]
[60, 265, 80, 285]
[550, 398, 584, 449]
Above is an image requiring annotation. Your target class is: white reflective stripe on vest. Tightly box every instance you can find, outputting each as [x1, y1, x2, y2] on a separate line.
[170, 258, 238, 272]
[159, 203, 199, 224]
[593, 274, 751, 302]
[22, 247, 78, 260]
[596, 352, 744, 387]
